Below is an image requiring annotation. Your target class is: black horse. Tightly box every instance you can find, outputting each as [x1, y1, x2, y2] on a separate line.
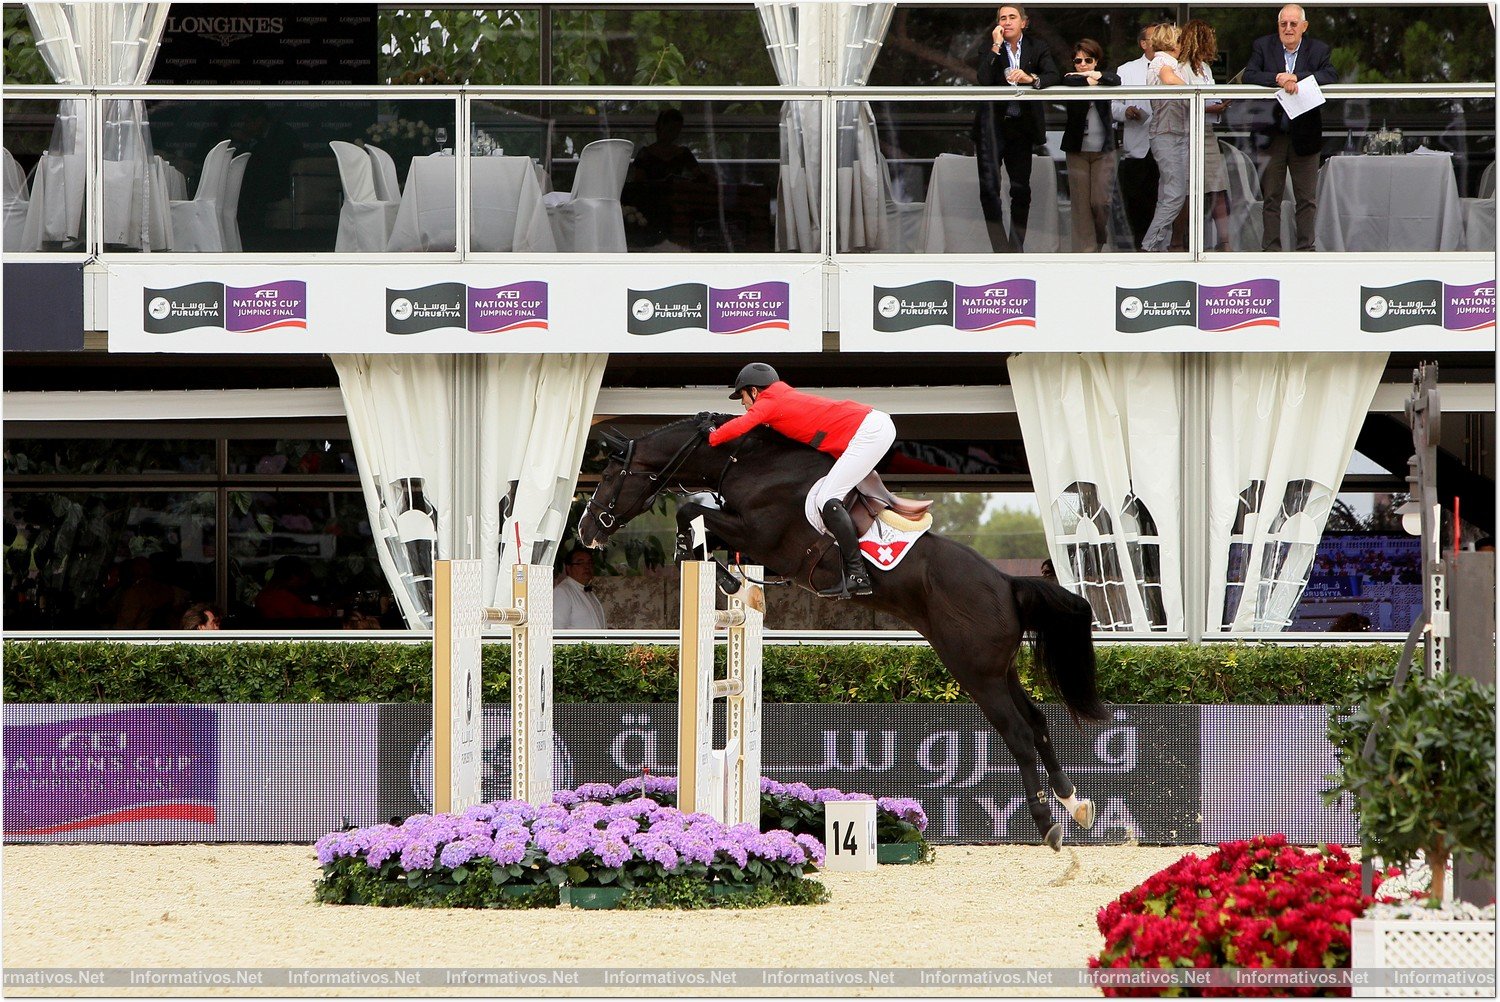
[578, 416, 1109, 849]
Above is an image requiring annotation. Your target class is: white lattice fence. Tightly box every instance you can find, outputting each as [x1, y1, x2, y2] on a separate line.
[1351, 919, 1496, 997]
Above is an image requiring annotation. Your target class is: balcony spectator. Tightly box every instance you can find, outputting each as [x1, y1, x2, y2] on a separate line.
[554, 547, 607, 630]
[110, 555, 189, 630]
[973, 4, 1060, 253]
[1177, 20, 1233, 252]
[255, 555, 333, 623]
[1141, 23, 1188, 253]
[1113, 24, 1162, 250]
[180, 603, 222, 630]
[1242, 4, 1338, 251]
[1060, 38, 1121, 253]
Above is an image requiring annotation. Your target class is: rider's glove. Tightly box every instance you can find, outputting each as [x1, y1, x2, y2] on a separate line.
[695, 412, 718, 437]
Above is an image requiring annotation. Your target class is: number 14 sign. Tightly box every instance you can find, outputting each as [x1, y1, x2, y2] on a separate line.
[824, 800, 878, 872]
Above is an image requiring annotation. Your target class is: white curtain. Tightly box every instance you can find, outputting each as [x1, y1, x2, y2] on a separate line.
[757, 2, 824, 252]
[1011, 353, 1184, 632]
[24, 2, 169, 248]
[333, 354, 606, 627]
[1206, 353, 1387, 632]
[833, 3, 894, 251]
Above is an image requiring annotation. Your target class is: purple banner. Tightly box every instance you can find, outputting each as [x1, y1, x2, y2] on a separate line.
[954, 280, 1037, 330]
[224, 280, 307, 333]
[1444, 281, 1496, 331]
[467, 281, 549, 334]
[3, 707, 217, 836]
[1197, 280, 1280, 332]
[707, 282, 790, 334]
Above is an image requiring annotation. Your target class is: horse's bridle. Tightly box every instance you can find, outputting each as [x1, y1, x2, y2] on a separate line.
[584, 422, 732, 531]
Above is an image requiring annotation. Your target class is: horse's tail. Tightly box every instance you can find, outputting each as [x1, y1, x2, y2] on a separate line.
[1010, 576, 1108, 726]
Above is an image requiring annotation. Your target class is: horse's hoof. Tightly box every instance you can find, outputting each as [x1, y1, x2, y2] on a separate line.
[1044, 823, 1063, 851]
[1072, 799, 1096, 830]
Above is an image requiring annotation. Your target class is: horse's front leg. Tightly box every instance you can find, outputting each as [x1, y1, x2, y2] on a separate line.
[674, 495, 720, 562]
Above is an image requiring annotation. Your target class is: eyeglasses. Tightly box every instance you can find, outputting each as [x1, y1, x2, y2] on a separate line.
[1278, 20, 1303, 27]
[1073, 57, 1094, 64]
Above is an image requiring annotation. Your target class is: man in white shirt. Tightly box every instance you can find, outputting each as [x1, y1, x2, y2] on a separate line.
[1111, 23, 1159, 250]
[554, 548, 607, 629]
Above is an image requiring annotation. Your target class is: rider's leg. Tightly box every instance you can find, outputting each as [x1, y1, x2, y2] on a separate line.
[811, 410, 896, 597]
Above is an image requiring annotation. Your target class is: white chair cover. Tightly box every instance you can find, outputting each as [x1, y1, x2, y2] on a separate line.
[998, 154, 1063, 252]
[20, 150, 84, 247]
[917, 154, 995, 253]
[366, 144, 401, 203]
[168, 139, 232, 251]
[545, 139, 632, 252]
[473, 155, 557, 252]
[877, 153, 925, 252]
[2, 148, 34, 251]
[220, 152, 250, 252]
[1460, 161, 1496, 251]
[331, 140, 398, 252]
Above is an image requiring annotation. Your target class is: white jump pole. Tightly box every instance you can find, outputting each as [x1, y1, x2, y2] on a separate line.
[677, 560, 764, 826]
[433, 560, 554, 814]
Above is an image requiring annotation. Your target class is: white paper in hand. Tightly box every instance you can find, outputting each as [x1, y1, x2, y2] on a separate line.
[1275, 74, 1326, 120]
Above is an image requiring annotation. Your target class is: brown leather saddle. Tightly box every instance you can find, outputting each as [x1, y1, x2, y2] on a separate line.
[845, 473, 934, 536]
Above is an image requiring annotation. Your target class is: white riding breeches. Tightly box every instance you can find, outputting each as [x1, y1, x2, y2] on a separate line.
[804, 410, 897, 533]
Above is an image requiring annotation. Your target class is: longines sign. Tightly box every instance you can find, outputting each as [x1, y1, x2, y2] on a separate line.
[107, 264, 823, 354]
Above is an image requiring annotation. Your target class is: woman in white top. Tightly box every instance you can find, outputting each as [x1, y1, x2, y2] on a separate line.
[1179, 19, 1232, 251]
[1140, 22, 1188, 252]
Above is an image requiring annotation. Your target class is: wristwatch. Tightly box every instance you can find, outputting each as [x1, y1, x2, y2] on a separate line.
[1032, 76, 1042, 89]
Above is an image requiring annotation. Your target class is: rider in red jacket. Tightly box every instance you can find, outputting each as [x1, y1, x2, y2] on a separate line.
[705, 362, 895, 598]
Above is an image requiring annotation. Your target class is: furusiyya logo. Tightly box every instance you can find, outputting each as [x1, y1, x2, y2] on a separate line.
[1361, 280, 1495, 332]
[873, 280, 1037, 333]
[1115, 281, 1198, 332]
[143, 281, 307, 335]
[385, 282, 548, 335]
[628, 282, 789, 336]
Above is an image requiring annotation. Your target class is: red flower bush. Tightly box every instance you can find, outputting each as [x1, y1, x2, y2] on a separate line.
[1090, 835, 1381, 997]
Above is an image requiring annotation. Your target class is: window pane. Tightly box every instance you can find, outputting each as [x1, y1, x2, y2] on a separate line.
[227, 490, 393, 627]
[4, 439, 215, 475]
[3, 97, 90, 252]
[551, 8, 775, 86]
[3, 491, 215, 630]
[227, 439, 358, 476]
[379, 9, 542, 85]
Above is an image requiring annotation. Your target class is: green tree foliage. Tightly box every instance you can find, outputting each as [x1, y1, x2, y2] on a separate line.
[930, 493, 1048, 560]
[3, 8, 47, 85]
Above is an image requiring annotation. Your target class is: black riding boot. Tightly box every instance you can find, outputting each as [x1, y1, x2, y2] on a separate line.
[818, 499, 873, 598]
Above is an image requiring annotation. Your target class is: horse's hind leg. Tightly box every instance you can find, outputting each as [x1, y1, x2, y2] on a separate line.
[966, 675, 1065, 850]
[1008, 673, 1095, 831]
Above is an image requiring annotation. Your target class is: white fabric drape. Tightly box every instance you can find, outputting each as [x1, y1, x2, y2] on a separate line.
[24, 2, 169, 249]
[1206, 353, 1387, 632]
[1011, 353, 1184, 632]
[757, 2, 824, 252]
[333, 353, 606, 628]
[833, 3, 894, 251]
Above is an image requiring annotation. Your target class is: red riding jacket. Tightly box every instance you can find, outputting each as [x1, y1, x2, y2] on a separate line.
[708, 381, 872, 455]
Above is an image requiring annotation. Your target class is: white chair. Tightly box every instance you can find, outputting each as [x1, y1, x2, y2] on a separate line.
[218, 152, 250, 252]
[330, 140, 398, 252]
[1460, 161, 1496, 251]
[20, 150, 84, 248]
[169, 139, 233, 252]
[2, 148, 35, 251]
[917, 154, 991, 253]
[545, 138, 632, 252]
[879, 154, 925, 253]
[366, 144, 401, 203]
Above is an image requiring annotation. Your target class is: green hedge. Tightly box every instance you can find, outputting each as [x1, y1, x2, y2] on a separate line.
[2, 640, 1398, 706]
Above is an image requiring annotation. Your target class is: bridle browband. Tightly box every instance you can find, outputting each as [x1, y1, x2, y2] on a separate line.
[584, 420, 740, 531]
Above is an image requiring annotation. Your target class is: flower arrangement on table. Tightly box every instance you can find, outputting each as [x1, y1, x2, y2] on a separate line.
[366, 118, 435, 149]
[314, 794, 827, 910]
[556, 776, 933, 863]
[1089, 834, 1383, 997]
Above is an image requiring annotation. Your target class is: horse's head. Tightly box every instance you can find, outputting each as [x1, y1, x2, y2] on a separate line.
[577, 417, 718, 548]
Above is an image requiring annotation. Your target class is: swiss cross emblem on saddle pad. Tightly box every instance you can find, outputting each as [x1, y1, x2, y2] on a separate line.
[857, 509, 932, 571]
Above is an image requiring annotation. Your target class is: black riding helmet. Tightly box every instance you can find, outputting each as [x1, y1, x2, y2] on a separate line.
[729, 362, 779, 399]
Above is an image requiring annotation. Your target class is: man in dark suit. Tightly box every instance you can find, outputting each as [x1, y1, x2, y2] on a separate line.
[974, 5, 1060, 252]
[1242, 4, 1339, 250]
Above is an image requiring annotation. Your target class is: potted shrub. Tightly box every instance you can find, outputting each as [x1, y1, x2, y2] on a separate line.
[1325, 666, 1497, 972]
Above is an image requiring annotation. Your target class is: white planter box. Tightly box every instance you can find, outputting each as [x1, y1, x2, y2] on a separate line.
[1351, 917, 1496, 997]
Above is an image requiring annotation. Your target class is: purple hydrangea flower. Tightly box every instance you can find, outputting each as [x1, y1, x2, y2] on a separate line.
[596, 832, 633, 868]
[573, 782, 618, 803]
[400, 839, 437, 871]
[551, 790, 581, 808]
[439, 837, 483, 869]
[794, 833, 826, 866]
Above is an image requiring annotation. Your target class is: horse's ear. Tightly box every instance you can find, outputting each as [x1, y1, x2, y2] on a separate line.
[599, 428, 630, 456]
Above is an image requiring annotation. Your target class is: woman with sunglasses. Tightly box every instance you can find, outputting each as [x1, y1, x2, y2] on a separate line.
[1060, 38, 1122, 252]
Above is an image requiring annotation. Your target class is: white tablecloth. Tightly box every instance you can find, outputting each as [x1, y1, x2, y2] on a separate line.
[387, 154, 556, 252]
[20, 151, 83, 247]
[1315, 154, 1465, 252]
[917, 154, 1061, 253]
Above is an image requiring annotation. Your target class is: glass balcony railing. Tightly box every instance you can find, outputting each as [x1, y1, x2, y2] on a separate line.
[1, 84, 1491, 258]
